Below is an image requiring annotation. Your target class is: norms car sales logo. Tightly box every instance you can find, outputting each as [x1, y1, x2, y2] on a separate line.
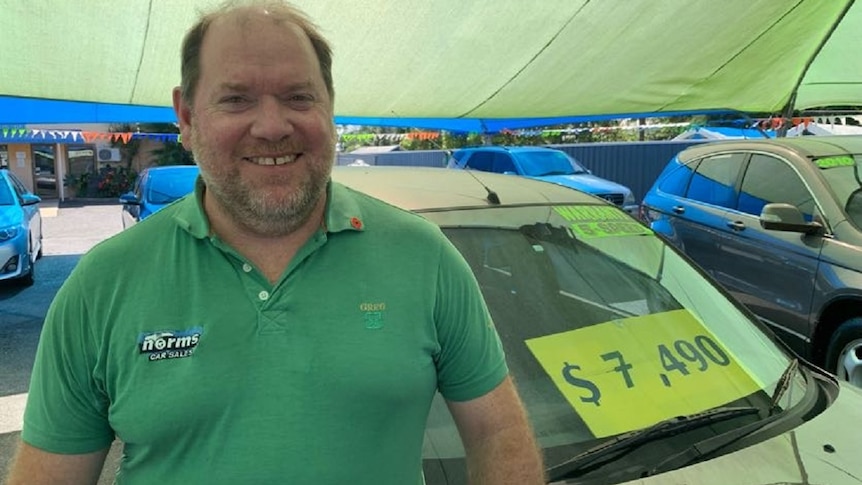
[138, 327, 202, 362]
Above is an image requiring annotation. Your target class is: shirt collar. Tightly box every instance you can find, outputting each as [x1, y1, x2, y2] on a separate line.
[173, 178, 366, 239]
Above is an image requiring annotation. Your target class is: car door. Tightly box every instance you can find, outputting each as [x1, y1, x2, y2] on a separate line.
[664, 152, 747, 280]
[716, 152, 822, 348]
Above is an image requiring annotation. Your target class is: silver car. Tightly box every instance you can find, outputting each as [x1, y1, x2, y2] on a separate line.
[333, 166, 862, 485]
[0, 167, 42, 286]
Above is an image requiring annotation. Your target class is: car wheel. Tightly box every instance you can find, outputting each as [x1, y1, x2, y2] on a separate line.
[825, 318, 862, 388]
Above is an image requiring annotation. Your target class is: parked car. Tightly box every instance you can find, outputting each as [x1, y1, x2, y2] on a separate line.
[640, 135, 862, 388]
[119, 165, 200, 229]
[333, 165, 862, 485]
[0, 166, 42, 286]
[446, 146, 638, 214]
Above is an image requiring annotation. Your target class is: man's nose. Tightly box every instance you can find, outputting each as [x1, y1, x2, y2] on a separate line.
[249, 97, 295, 141]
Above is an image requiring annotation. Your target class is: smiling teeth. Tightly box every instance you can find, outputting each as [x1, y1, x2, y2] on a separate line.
[249, 155, 297, 166]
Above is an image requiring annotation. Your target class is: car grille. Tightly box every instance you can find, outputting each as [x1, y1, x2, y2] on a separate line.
[599, 193, 625, 206]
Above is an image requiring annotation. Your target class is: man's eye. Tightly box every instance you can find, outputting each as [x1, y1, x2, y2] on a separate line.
[220, 96, 248, 104]
[287, 94, 315, 107]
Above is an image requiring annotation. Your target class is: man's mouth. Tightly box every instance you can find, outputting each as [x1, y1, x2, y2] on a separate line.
[245, 155, 298, 166]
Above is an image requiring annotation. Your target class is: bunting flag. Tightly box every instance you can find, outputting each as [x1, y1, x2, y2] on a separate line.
[0, 116, 824, 147]
[0, 126, 181, 143]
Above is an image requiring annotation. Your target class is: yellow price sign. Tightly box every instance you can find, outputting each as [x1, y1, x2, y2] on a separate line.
[525, 309, 763, 438]
[553, 205, 651, 239]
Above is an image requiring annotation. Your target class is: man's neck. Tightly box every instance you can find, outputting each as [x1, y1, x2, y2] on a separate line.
[204, 192, 327, 284]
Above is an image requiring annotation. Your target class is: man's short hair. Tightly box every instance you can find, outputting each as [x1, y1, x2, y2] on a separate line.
[179, 0, 334, 106]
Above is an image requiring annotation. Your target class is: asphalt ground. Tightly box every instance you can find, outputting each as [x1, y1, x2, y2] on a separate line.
[0, 199, 125, 483]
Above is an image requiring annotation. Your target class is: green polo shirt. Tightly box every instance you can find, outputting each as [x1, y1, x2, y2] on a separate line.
[23, 180, 508, 485]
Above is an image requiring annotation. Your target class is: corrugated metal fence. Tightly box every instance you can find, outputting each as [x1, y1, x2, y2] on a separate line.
[335, 140, 707, 202]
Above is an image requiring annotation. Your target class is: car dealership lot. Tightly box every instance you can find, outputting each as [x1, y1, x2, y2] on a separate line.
[0, 200, 123, 483]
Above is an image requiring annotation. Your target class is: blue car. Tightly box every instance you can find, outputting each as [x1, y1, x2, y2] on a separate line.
[0, 167, 42, 286]
[119, 165, 199, 229]
[446, 146, 638, 214]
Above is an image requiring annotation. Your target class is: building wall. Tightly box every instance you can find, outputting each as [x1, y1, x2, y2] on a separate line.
[2, 144, 35, 191]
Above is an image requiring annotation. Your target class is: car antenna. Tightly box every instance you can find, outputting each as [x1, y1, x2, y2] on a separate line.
[464, 168, 501, 205]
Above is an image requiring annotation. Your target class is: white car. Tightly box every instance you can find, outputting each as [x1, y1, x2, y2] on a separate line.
[333, 166, 862, 485]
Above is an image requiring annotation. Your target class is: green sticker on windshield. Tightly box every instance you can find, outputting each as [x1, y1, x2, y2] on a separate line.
[553, 205, 651, 238]
[815, 155, 855, 169]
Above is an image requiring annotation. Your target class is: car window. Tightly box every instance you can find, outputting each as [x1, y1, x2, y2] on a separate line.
[816, 155, 862, 228]
[685, 153, 746, 208]
[517, 150, 583, 177]
[146, 170, 199, 204]
[133, 172, 145, 199]
[0, 175, 15, 205]
[657, 156, 699, 196]
[490, 153, 517, 173]
[737, 154, 815, 219]
[7, 170, 30, 199]
[464, 152, 494, 172]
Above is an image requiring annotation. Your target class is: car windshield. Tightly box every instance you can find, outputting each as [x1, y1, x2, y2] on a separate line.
[145, 169, 199, 205]
[420, 204, 806, 476]
[0, 177, 14, 205]
[515, 151, 588, 177]
[815, 154, 862, 229]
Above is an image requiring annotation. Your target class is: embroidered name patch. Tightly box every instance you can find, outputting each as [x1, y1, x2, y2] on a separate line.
[138, 327, 202, 362]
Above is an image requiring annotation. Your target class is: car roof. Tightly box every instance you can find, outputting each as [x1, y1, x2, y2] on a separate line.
[679, 135, 862, 161]
[144, 165, 200, 174]
[331, 166, 600, 212]
[454, 145, 557, 154]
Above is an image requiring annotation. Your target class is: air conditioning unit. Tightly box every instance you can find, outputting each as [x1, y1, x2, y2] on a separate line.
[97, 147, 121, 162]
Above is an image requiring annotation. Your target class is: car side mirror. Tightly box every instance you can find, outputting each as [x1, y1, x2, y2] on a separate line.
[119, 192, 141, 205]
[21, 193, 41, 206]
[759, 203, 822, 235]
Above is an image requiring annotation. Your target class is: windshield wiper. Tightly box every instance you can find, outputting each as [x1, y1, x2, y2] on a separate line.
[546, 406, 760, 482]
[645, 359, 802, 476]
[769, 358, 799, 415]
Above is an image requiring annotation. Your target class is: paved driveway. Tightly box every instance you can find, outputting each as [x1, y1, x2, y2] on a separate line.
[0, 200, 124, 483]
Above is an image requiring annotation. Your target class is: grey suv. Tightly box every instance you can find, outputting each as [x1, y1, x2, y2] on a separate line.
[640, 136, 862, 386]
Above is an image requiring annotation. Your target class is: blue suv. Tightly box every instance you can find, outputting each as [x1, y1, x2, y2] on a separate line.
[446, 146, 638, 214]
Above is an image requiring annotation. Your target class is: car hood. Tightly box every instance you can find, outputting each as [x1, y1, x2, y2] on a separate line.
[0, 205, 25, 228]
[554, 380, 862, 485]
[532, 174, 630, 195]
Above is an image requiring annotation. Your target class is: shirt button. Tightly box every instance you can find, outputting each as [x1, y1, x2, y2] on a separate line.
[258, 291, 270, 301]
[242, 263, 253, 273]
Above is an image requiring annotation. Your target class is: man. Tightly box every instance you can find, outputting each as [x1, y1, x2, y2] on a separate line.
[7, 1, 545, 484]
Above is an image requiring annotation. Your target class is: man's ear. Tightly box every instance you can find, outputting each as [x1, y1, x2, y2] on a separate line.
[173, 87, 193, 151]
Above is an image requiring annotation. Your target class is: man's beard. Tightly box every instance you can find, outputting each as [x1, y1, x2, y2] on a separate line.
[192, 144, 333, 237]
